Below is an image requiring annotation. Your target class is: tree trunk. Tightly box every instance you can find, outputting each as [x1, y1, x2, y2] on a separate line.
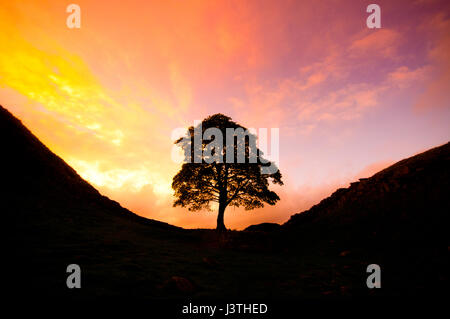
[216, 201, 227, 232]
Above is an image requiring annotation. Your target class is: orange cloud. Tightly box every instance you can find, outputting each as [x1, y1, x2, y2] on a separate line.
[349, 29, 401, 58]
[387, 66, 430, 89]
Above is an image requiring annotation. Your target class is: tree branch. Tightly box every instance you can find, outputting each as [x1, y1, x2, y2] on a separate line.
[226, 179, 250, 205]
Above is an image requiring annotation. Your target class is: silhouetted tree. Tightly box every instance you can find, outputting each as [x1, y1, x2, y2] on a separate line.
[172, 114, 283, 231]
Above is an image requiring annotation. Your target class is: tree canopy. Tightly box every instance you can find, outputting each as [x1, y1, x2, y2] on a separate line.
[172, 114, 283, 231]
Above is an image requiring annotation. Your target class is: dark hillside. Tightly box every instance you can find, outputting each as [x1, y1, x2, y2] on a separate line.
[1, 105, 184, 298]
[284, 141, 449, 240]
[1, 105, 177, 230]
[282, 142, 449, 295]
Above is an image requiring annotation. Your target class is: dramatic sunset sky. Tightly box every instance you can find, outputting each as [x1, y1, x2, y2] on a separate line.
[1, 0, 449, 229]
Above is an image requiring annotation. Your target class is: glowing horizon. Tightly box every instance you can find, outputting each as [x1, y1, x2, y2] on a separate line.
[1, 0, 449, 229]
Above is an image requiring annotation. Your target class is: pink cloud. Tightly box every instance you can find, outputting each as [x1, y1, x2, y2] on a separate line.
[415, 13, 450, 110]
[387, 66, 430, 89]
[349, 29, 401, 59]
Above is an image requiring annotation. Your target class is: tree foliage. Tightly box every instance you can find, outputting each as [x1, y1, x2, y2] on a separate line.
[172, 114, 283, 231]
